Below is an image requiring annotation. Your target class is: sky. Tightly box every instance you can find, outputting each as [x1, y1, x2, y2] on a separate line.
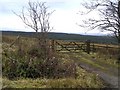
[0, 0, 111, 35]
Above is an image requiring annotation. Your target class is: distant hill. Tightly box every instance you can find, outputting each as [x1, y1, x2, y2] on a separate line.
[1, 31, 118, 44]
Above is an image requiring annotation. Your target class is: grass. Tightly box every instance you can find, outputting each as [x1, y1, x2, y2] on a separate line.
[91, 53, 119, 68]
[2, 67, 105, 88]
[61, 51, 119, 77]
[2, 35, 117, 88]
[61, 52, 106, 70]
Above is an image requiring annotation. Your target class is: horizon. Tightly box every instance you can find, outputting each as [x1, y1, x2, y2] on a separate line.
[1, 30, 111, 36]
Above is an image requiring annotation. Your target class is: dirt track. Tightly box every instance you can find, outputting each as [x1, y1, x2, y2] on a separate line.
[66, 52, 119, 88]
[79, 63, 119, 88]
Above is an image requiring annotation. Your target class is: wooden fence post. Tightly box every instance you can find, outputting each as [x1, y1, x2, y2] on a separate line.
[85, 40, 91, 54]
[92, 43, 96, 52]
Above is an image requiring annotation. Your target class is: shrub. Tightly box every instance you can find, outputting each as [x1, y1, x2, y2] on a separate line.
[2, 36, 77, 79]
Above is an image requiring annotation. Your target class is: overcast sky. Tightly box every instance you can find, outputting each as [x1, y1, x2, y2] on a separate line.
[0, 0, 110, 35]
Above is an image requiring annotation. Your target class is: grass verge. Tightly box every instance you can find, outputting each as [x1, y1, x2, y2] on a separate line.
[2, 67, 105, 88]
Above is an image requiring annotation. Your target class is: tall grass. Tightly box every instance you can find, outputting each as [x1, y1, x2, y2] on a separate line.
[2, 35, 77, 79]
[2, 67, 105, 88]
[2, 35, 108, 88]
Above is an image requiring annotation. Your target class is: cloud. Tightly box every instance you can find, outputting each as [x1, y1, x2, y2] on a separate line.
[0, 14, 33, 31]
[0, 0, 82, 31]
[0, 0, 109, 35]
[0, 1, 26, 15]
[50, 8, 81, 33]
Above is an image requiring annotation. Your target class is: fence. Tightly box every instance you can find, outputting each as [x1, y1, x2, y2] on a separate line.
[50, 40, 119, 54]
[9, 36, 119, 54]
[50, 40, 94, 54]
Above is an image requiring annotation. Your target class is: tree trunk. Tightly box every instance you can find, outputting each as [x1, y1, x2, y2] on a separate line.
[86, 40, 91, 54]
[117, 31, 120, 63]
[118, 1, 120, 63]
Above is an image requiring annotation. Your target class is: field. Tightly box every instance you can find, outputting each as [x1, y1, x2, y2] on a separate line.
[1, 33, 120, 88]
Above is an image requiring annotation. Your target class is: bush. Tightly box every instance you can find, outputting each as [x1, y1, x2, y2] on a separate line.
[2, 37, 77, 79]
[55, 61, 77, 78]
[3, 47, 77, 79]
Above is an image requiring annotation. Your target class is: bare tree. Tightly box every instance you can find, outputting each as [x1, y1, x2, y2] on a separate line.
[79, 0, 120, 63]
[16, 1, 54, 33]
[15, 1, 55, 61]
[118, 0, 120, 63]
[79, 0, 120, 43]
[14, 1, 55, 46]
[118, 0, 120, 43]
